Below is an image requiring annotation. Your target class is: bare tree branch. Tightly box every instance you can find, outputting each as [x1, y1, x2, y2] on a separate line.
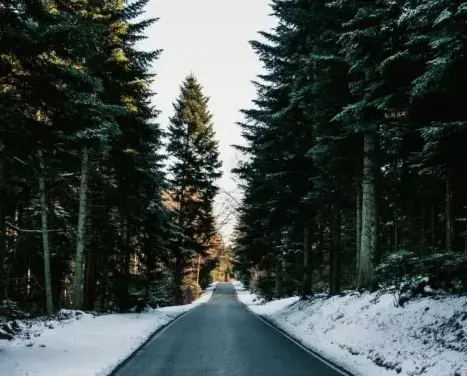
[13, 156, 28, 166]
[219, 187, 241, 207]
[6, 221, 62, 234]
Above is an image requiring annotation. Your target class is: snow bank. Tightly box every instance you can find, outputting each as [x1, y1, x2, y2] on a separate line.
[235, 283, 299, 312]
[0, 288, 214, 376]
[206, 281, 218, 291]
[234, 282, 467, 376]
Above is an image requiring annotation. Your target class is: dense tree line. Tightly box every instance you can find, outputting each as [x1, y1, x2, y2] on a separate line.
[234, 0, 467, 300]
[0, 0, 224, 316]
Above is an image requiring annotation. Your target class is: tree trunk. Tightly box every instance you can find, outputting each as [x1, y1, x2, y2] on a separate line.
[387, 224, 391, 256]
[356, 177, 362, 277]
[101, 224, 113, 312]
[465, 193, 467, 253]
[38, 150, 54, 315]
[121, 218, 131, 311]
[421, 205, 425, 256]
[83, 202, 97, 311]
[73, 147, 89, 309]
[173, 254, 183, 305]
[330, 197, 342, 295]
[372, 168, 380, 267]
[0, 159, 6, 301]
[196, 254, 201, 285]
[446, 178, 452, 252]
[14, 204, 28, 301]
[302, 217, 312, 297]
[174, 175, 186, 304]
[83, 247, 96, 310]
[410, 200, 417, 250]
[173, 130, 189, 304]
[394, 207, 398, 252]
[318, 225, 324, 281]
[358, 132, 377, 289]
[274, 256, 282, 299]
[431, 203, 436, 247]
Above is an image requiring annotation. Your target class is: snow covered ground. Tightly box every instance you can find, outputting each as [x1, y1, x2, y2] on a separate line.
[0, 285, 215, 376]
[234, 281, 467, 376]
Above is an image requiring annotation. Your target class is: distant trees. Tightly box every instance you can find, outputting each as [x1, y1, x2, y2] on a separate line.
[234, 0, 467, 299]
[207, 232, 233, 283]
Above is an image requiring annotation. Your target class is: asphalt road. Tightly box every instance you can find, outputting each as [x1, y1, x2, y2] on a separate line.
[112, 283, 345, 376]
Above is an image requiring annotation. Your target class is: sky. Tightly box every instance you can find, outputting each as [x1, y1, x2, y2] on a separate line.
[139, 0, 276, 242]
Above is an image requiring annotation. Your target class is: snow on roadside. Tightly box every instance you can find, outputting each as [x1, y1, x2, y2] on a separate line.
[206, 281, 218, 291]
[0, 285, 215, 376]
[232, 281, 264, 306]
[234, 282, 467, 376]
[234, 281, 299, 313]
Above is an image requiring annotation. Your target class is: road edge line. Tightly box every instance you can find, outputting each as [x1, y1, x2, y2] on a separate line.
[107, 285, 217, 376]
[233, 286, 354, 376]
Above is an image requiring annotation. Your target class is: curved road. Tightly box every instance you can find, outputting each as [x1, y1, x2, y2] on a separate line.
[113, 283, 344, 376]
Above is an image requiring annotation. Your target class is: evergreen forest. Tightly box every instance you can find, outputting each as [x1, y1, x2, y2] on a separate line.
[2, 0, 467, 318]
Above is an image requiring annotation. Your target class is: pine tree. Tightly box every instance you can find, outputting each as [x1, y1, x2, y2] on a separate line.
[336, 0, 409, 289]
[80, 0, 168, 311]
[167, 74, 222, 304]
[234, 8, 313, 298]
[288, 0, 353, 295]
[0, 0, 124, 314]
[0, 0, 169, 315]
[234, 0, 351, 298]
[401, 0, 467, 253]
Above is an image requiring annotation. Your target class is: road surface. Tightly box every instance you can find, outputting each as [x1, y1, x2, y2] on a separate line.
[113, 283, 345, 376]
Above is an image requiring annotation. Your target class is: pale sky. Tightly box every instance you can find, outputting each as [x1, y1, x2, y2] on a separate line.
[139, 0, 276, 242]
